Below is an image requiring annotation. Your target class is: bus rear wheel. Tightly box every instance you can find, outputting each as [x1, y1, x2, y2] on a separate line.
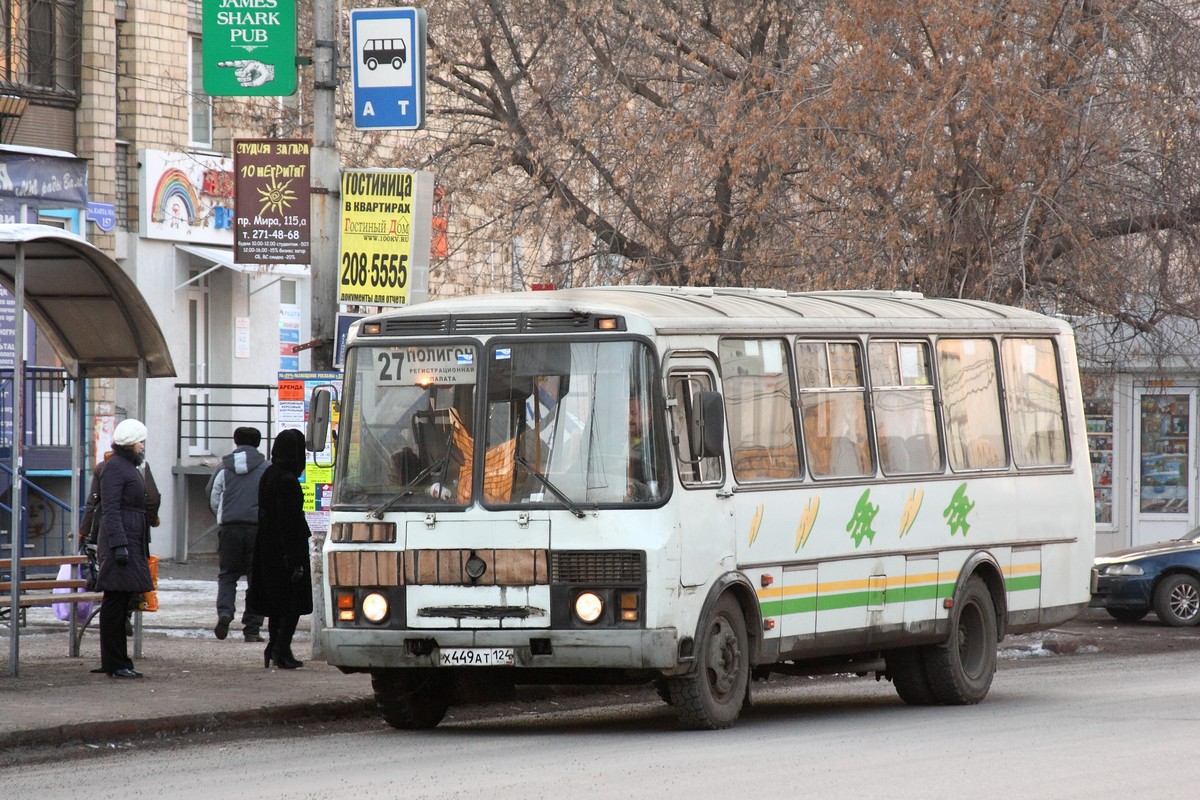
[886, 646, 938, 705]
[372, 669, 450, 729]
[666, 595, 749, 730]
[922, 576, 997, 705]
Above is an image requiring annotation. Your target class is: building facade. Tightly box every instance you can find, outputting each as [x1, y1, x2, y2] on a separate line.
[1, 0, 311, 561]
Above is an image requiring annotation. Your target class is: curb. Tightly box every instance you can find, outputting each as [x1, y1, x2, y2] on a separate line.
[0, 697, 376, 753]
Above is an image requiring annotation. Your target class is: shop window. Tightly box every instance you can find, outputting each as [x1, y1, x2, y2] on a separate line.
[1086, 397, 1113, 525]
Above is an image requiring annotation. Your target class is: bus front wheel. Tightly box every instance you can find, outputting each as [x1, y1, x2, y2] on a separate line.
[372, 669, 450, 729]
[666, 595, 749, 729]
[922, 576, 997, 704]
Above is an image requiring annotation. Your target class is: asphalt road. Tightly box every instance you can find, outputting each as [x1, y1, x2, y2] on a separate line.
[3, 638, 1197, 800]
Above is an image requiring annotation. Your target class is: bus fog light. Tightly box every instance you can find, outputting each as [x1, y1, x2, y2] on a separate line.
[362, 592, 390, 623]
[574, 591, 604, 623]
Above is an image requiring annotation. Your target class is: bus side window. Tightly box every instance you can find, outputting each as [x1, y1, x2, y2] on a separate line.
[868, 339, 942, 475]
[937, 337, 1007, 471]
[669, 373, 723, 487]
[796, 340, 871, 479]
[1001, 338, 1069, 467]
[718, 339, 801, 482]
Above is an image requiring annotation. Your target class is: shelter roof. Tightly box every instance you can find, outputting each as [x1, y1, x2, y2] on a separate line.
[0, 224, 174, 378]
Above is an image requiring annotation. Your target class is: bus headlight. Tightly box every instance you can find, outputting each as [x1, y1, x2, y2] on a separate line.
[362, 592, 390, 623]
[574, 591, 604, 624]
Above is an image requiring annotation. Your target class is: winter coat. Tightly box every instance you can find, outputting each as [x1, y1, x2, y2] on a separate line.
[247, 429, 313, 618]
[96, 447, 155, 593]
[82, 456, 161, 544]
[206, 445, 268, 525]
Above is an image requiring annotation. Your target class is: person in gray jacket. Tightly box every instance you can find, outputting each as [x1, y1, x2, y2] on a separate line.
[206, 426, 268, 641]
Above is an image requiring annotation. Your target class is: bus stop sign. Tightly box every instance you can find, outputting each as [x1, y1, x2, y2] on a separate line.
[350, 7, 427, 131]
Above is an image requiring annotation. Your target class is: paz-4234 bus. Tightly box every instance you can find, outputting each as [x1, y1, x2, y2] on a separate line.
[306, 286, 1095, 730]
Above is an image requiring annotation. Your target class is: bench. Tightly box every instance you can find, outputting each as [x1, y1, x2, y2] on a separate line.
[1, 554, 104, 656]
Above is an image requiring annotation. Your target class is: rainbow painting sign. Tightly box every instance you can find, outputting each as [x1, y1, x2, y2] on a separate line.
[138, 149, 235, 244]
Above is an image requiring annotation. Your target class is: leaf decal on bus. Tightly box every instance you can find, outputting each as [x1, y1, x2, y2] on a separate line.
[898, 488, 923, 538]
[747, 504, 764, 547]
[795, 496, 819, 551]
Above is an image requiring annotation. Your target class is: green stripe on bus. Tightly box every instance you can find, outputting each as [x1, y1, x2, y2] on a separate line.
[1005, 574, 1041, 592]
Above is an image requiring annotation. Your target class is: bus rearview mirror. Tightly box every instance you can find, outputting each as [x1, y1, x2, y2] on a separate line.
[307, 387, 332, 452]
[693, 390, 724, 459]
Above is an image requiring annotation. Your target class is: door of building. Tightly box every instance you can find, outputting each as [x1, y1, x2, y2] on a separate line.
[1132, 389, 1198, 546]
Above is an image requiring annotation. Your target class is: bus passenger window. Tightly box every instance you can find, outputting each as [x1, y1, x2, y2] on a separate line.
[718, 339, 800, 482]
[868, 340, 942, 475]
[796, 340, 871, 479]
[1002, 338, 1069, 467]
[937, 338, 1006, 471]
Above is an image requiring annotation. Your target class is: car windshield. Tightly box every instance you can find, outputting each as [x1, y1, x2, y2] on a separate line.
[332, 338, 668, 511]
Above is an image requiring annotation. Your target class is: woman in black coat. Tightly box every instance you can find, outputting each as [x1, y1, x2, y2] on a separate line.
[247, 428, 312, 669]
[95, 418, 155, 679]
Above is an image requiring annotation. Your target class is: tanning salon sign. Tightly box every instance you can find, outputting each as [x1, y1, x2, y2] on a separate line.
[234, 139, 311, 264]
[337, 168, 433, 307]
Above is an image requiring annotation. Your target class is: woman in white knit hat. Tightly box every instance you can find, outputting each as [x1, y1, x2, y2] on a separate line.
[93, 418, 155, 678]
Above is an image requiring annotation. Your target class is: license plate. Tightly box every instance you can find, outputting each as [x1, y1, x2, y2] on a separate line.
[437, 647, 515, 667]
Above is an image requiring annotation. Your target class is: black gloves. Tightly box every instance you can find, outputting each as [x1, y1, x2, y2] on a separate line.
[113, 545, 129, 566]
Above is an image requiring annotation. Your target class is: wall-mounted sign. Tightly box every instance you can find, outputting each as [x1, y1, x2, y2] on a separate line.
[202, 0, 297, 96]
[87, 202, 116, 232]
[139, 149, 234, 244]
[337, 168, 433, 307]
[234, 138, 311, 264]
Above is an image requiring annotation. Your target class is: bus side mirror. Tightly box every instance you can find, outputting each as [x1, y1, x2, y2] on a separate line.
[307, 387, 332, 452]
[692, 390, 724, 459]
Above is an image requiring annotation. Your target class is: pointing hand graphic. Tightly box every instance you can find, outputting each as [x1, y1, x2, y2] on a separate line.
[217, 60, 275, 88]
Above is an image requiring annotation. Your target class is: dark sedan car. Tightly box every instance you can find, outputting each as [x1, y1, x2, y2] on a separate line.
[1091, 528, 1200, 626]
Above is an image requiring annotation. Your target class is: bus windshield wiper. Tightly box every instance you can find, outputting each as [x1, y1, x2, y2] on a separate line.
[368, 455, 450, 519]
[513, 452, 587, 518]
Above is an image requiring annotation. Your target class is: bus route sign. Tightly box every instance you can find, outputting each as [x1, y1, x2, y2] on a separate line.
[350, 7, 427, 130]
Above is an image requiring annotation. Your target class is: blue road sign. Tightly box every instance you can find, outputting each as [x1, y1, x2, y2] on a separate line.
[350, 7, 426, 130]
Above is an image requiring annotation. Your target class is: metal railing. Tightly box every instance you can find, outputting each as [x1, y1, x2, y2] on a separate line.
[175, 383, 277, 461]
[0, 367, 74, 450]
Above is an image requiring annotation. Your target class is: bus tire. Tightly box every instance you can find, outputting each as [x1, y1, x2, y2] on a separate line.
[371, 669, 450, 729]
[666, 595, 749, 730]
[886, 647, 939, 705]
[1152, 574, 1200, 626]
[922, 576, 997, 705]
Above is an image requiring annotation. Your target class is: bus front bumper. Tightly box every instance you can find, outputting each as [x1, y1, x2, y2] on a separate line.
[321, 627, 681, 671]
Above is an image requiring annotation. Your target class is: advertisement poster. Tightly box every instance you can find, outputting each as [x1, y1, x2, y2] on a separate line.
[139, 149, 234, 244]
[234, 139, 311, 265]
[337, 168, 433, 307]
[277, 371, 341, 534]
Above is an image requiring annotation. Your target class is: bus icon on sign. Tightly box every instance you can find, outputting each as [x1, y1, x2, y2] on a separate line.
[363, 38, 407, 71]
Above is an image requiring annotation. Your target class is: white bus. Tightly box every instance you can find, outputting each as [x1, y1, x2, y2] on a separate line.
[309, 286, 1094, 730]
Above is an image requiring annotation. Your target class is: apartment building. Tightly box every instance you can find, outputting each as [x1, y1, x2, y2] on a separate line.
[1, 0, 311, 561]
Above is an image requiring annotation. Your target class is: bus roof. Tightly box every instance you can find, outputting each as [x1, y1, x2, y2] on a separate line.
[362, 286, 1071, 336]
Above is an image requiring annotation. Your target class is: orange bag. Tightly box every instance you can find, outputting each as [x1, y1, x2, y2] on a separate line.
[134, 555, 159, 612]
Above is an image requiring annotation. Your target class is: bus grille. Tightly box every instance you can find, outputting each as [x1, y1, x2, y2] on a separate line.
[550, 551, 644, 584]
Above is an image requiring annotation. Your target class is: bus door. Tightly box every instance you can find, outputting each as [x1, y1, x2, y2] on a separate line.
[665, 355, 733, 588]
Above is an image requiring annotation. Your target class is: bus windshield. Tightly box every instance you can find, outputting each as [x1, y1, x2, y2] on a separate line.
[333, 338, 668, 510]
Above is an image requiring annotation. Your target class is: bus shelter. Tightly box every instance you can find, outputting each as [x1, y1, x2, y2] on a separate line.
[0, 224, 174, 675]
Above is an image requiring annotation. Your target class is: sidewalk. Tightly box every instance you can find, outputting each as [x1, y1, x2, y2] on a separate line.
[0, 560, 375, 753]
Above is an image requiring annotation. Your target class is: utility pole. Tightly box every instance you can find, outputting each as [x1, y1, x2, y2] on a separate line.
[307, 0, 340, 656]
[310, 0, 339, 373]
